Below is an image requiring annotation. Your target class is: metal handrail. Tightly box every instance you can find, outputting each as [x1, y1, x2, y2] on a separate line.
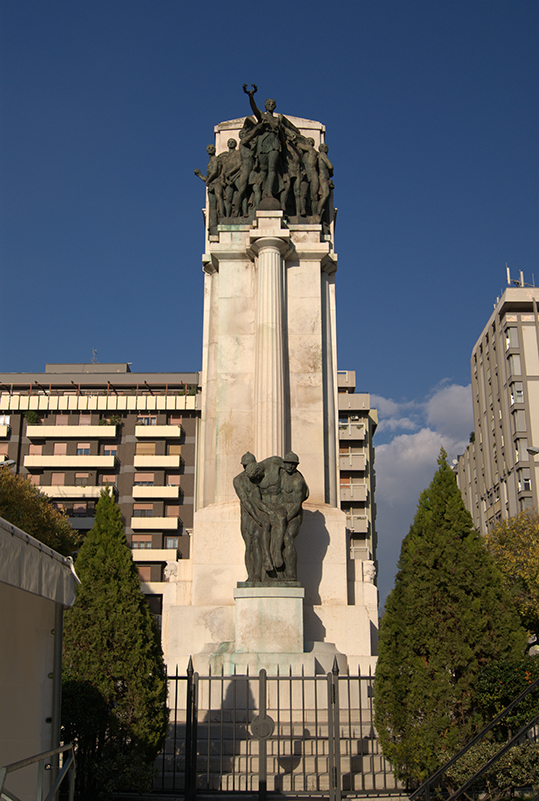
[0, 744, 75, 801]
[410, 674, 539, 801]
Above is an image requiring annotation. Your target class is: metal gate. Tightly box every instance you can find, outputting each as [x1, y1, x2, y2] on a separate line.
[156, 661, 402, 799]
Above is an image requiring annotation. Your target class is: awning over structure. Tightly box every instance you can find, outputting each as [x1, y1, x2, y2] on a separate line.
[0, 516, 78, 607]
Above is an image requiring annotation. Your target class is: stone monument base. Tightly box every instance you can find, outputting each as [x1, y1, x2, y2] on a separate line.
[162, 501, 377, 675]
[234, 585, 304, 654]
[194, 639, 347, 676]
[191, 585, 347, 676]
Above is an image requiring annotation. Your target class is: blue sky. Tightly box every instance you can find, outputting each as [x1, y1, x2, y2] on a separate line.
[1, 0, 537, 605]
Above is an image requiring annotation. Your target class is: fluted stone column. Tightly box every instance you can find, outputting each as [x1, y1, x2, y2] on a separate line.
[249, 213, 291, 460]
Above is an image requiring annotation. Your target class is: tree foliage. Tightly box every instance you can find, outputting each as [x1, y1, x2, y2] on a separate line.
[485, 509, 539, 642]
[0, 465, 79, 555]
[62, 490, 168, 799]
[474, 656, 539, 740]
[374, 450, 527, 786]
[444, 740, 539, 799]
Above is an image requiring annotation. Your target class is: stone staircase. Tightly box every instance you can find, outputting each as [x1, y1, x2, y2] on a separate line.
[156, 712, 401, 795]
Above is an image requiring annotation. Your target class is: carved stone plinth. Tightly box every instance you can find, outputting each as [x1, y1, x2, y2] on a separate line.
[234, 585, 304, 654]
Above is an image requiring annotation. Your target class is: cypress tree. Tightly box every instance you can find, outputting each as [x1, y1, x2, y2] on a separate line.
[62, 490, 168, 799]
[374, 449, 526, 786]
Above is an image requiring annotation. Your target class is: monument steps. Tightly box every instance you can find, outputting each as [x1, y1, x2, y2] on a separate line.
[158, 737, 397, 793]
[157, 765, 397, 793]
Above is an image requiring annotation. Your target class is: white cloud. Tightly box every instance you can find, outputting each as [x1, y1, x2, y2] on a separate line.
[373, 382, 474, 610]
[376, 427, 446, 507]
[370, 394, 420, 435]
[425, 382, 473, 442]
[376, 416, 418, 433]
[370, 395, 408, 418]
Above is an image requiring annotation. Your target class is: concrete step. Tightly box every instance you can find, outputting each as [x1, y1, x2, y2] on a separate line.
[160, 751, 393, 774]
[164, 722, 376, 744]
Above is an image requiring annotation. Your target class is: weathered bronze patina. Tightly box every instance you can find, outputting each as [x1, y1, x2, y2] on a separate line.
[233, 451, 309, 584]
[195, 86, 334, 231]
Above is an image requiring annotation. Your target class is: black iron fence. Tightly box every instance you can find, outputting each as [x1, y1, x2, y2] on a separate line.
[156, 662, 403, 800]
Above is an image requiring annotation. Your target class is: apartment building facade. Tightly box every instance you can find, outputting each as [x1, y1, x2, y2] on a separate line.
[0, 362, 378, 619]
[456, 283, 539, 532]
[337, 371, 378, 564]
[0, 363, 199, 618]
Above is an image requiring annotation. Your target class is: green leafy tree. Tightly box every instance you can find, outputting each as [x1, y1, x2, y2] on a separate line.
[474, 656, 539, 740]
[444, 740, 539, 799]
[374, 450, 526, 786]
[485, 509, 539, 643]
[0, 465, 79, 555]
[62, 490, 168, 800]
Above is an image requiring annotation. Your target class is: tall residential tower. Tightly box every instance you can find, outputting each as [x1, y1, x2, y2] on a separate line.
[456, 275, 539, 531]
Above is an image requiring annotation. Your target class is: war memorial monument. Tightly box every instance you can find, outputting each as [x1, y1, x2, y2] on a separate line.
[162, 86, 378, 675]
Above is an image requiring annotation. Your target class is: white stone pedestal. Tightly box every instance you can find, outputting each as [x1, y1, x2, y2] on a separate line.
[194, 583, 348, 676]
[234, 585, 304, 654]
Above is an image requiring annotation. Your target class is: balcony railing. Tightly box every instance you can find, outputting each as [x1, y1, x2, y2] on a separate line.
[340, 483, 368, 502]
[339, 453, 366, 471]
[338, 423, 365, 441]
[132, 485, 180, 499]
[345, 514, 369, 534]
[133, 454, 181, 468]
[26, 425, 117, 438]
[135, 425, 182, 438]
[24, 454, 117, 468]
[40, 485, 105, 499]
[131, 516, 180, 530]
[131, 548, 179, 562]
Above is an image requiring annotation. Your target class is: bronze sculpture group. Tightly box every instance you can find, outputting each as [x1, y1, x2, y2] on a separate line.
[195, 85, 334, 233]
[233, 452, 309, 584]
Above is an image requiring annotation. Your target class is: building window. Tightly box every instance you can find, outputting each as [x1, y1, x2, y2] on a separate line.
[51, 473, 65, 486]
[103, 444, 117, 456]
[507, 354, 521, 375]
[132, 535, 152, 550]
[0, 415, 10, 426]
[512, 410, 526, 434]
[510, 382, 524, 405]
[136, 442, 155, 455]
[168, 444, 182, 455]
[505, 327, 519, 349]
[28, 444, 42, 455]
[79, 414, 92, 425]
[101, 474, 117, 485]
[517, 468, 531, 493]
[75, 473, 90, 486]
[54, 442, 68, 455]
[137, 565, 152, 581]
[137, 414, 157, 426]
[133, 503, 153, 517]
[76, 443, 90, 455]
[166, 474, 181, 486]
[29, 474, 40, 486]
[165, 537, 179, 549]
[134, 473, 155, 486]
[72, 502, 88, 517]
[56, 415, 69, 425]
[515, 439, 528, 462]
[168, 414, 182, 425]
[166, 504, 180, 517]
